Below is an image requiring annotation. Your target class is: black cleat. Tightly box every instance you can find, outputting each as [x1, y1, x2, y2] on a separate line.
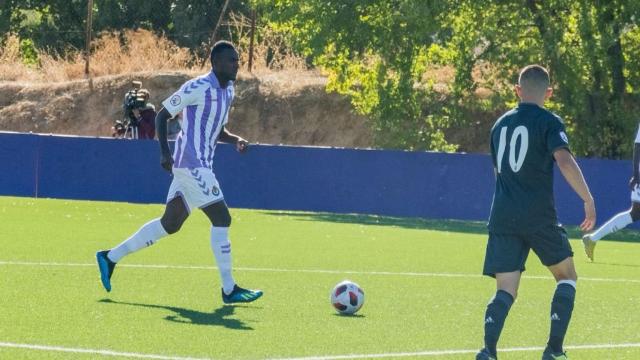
[542, 348, 568, 360]
[476, 348, 497, 360]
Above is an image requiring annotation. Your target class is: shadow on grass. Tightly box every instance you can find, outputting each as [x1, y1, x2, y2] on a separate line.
[260, 211, 488, 234]
[259, 211, 640, 243]
[332, 313, 366, 318]
[99, 299, 254, 330]
[589, 261, 640, 268]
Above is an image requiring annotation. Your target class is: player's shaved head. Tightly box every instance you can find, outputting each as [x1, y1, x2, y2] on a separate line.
[210, 40, 236, 67]
[518, 65, 550, 97]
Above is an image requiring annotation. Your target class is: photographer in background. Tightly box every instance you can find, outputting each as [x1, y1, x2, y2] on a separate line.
[131, 89, 156, 139]
[115, 81, 156, 139]
[120, 81, 143, 139]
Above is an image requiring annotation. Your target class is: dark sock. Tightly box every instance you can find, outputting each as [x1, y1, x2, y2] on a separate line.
[483, 290, 514, 356]
[547, 282, 576, 353]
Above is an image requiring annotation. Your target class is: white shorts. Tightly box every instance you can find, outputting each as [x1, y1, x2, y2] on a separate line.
[632, 184, 640, 203]
[166, 167, 224, 212]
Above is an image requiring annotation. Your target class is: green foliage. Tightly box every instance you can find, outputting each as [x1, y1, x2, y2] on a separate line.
[93, 0, 173, 34]
[259, 0, 640, 157]
[19, 38, 38, 66]
[436, 0, 640, 158]
[256, 0, 459, 151]
[0, 0, 252, 58]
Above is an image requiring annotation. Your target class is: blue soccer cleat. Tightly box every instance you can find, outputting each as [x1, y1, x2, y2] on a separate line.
[475, 348, 497, 360]
[222, 284, 263, 304]
[96, 250, 116, 292]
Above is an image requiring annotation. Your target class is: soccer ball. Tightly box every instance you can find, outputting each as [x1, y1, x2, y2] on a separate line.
[330, 280, 365, 315]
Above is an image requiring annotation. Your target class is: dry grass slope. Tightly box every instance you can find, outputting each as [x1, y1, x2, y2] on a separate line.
[0, 30, 194, 82]
[0, 28, 373, 148]
[0, 13, 308, 83]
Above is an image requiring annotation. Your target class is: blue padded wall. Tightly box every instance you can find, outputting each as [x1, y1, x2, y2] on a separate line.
[0, 133, 38, 197]
[0, 132, 632, 227]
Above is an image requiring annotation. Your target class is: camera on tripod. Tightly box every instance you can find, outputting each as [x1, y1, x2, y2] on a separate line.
[113, 80, 147, 139]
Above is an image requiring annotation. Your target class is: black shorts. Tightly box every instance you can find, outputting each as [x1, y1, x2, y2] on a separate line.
[482, 225, 573, 277]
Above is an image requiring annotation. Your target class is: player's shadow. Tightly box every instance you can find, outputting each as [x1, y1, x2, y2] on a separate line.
[98, 299, 254, 330]
[591, 261, 640, 268]
[260, 211, 488, 234]
[262, 211, 640, 243]
[563, 228, 640, 244]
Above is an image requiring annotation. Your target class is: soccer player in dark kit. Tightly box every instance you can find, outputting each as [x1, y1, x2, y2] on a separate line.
[476, 65, 596, 360]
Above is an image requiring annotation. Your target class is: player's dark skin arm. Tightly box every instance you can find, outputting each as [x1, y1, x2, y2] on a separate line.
[155, 107, 174, 172]
[218, 126, 249, 153]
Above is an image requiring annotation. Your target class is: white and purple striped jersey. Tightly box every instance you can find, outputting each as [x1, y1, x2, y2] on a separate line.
[162, 71, 234, 169]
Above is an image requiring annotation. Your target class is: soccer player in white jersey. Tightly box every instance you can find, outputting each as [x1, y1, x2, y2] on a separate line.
[582, 124, 640, 261]
[96, 41, 263, 304]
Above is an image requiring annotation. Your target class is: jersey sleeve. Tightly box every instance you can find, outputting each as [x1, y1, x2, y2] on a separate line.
[634, 124, 640, 144]
[161, 81, 199, 117]
[546, 116, 570, 154]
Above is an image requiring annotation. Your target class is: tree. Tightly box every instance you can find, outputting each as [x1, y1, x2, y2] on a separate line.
[168, 0, 251, 58]
[1, 0, 252, 56]
[257, 0, 458, 151]
[259, 0, 640, 157]
[449, 0, 640, 157]
[93, 0, 173, 33]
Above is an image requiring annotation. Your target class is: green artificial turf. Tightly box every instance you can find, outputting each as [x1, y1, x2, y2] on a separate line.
[0, 197, 638, 359]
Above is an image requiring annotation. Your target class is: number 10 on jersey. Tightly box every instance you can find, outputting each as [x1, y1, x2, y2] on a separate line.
[496, 126, 529, 173]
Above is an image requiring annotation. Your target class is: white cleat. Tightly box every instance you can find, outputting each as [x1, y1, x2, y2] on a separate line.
[582, 234, 597, 262]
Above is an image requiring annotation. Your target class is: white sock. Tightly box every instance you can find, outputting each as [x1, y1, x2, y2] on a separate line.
[108, 218, 168, 263]
[557, 279, 577, 289]
[211, 226, 236, 295]
[590, 211, 633, 241]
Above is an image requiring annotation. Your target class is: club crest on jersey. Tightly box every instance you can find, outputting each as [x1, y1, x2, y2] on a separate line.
[212, 186, 220, 196]
[170, 95, 181, 106]
[560, 131, 569, 144]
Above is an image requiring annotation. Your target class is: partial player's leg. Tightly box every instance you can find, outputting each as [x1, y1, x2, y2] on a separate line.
[477, 233, 528, 360]
[96, 196, 187, 292]
[202, 200, 263, 304]
[530, 225, 575, 360]
[542, 257, 577, 360]
[477, 272, 519, 360]
[583, 201, 640, 261]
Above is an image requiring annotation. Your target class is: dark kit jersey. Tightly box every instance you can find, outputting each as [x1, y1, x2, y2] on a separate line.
[488, 103, 570, 233]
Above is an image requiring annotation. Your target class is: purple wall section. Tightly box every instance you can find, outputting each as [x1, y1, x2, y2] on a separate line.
[0, 132, 632, 227]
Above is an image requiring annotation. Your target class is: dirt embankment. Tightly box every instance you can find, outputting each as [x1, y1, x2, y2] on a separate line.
[0, 70, 373, 148]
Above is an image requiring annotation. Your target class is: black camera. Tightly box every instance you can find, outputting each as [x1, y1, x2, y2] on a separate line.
[123, 80, 146, 113]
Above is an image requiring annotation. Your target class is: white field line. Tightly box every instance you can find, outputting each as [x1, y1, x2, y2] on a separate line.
[0, 341, 211, 360]
[1, 260, 640, 284]
[269, 342, 640, 360]
[2, 342, 640, 360]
